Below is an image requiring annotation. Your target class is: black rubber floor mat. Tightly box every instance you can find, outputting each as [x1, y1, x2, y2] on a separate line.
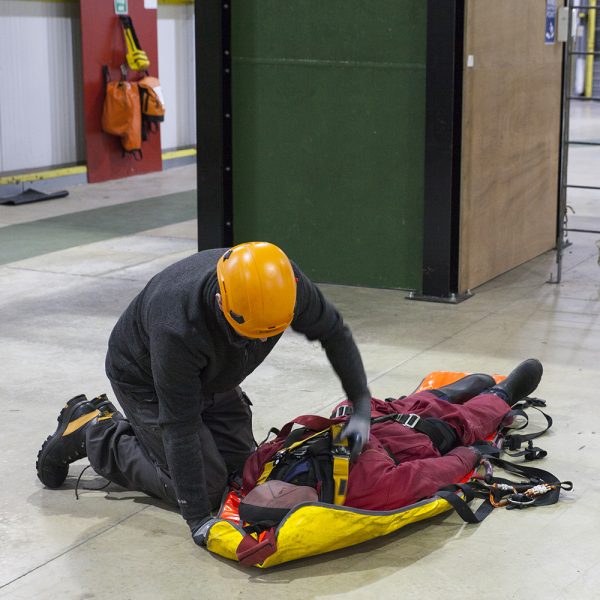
[0, 189, 69, 206]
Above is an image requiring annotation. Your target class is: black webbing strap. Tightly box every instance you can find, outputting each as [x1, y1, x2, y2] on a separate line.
[372, 413, 456, 454]
[500, 397, 553, 460]
[486, 457, 573, 506]
[331, 406, 456, 454]
[437, 457, 573, 524]
[436, 485, 495, 524]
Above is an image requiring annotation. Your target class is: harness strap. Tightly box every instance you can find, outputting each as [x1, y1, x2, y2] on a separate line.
[257, 422, 351, 505]
[256, 426, 331, 485]
[330, 424, 350, 505]
[333, 405, 457, 453]
[371, 412, 456, 454]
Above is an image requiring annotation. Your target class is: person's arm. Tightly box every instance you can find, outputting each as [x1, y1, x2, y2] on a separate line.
[149, 325, 212, 529]
[347, 446, 479, 510]
[290, 266, 371, 458]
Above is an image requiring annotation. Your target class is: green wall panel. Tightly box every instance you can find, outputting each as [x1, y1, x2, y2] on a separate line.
[231, 1, 426, 289]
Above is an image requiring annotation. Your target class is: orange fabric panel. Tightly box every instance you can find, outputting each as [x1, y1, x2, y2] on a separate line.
[414, 371, 505, 393]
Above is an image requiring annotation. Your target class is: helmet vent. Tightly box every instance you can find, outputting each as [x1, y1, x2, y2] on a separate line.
[229, 310, 245, 324]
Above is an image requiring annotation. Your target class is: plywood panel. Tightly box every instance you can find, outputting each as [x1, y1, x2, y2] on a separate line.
[459, 0, 563, 291]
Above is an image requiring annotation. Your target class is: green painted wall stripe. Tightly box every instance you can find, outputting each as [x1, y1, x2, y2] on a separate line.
[0, 190, 196, 265]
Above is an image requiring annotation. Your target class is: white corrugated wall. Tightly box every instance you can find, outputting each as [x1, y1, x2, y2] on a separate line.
[0, 0, 84, 173]
[157, 3, 196, 151]
[0, 1, 195, 174]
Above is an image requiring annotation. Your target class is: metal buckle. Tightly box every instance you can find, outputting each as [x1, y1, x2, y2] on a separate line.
[398, 413, 420, 429]
[333, 405, 352, 419]
[332, 445, 351, 457]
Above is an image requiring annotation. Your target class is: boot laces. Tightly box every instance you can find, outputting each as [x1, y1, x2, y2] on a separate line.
[74, 464, 112, 500]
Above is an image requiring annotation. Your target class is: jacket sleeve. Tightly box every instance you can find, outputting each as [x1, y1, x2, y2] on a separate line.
[149, 324, 212, 523]
[290, 265, 370, 402]
[346, 446, 478, 510]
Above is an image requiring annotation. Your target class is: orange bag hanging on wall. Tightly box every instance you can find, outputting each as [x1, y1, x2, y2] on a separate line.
[101, 66, 142, 159]
[138, 75, 165, 139]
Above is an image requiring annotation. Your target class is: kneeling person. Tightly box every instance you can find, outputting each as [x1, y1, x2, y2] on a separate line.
[36, 242, 372, 545]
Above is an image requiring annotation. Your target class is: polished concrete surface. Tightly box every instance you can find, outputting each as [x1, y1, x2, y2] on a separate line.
[0, 164, 599, 600]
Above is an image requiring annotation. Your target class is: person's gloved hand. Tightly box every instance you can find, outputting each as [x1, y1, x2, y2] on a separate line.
[339, 394, 371, 461]
[189, 515, 219, 547]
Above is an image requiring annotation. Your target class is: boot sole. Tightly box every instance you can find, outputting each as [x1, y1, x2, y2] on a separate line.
[36, 396, 98, 488]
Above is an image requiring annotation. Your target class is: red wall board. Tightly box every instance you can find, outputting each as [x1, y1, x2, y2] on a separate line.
[80, 0, 162, 184]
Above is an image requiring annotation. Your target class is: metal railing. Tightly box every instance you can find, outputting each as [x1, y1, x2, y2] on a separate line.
[550, 0, 600, 283]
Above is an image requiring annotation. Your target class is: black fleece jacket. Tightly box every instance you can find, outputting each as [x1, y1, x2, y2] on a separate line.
[105, 249, 369, 523]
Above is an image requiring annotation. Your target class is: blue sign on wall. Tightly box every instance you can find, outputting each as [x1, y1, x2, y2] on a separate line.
[546, 0, 557, 45]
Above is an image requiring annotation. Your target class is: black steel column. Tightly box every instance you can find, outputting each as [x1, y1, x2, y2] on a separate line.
[195, 0, 233, 249]
[411, 0, 469, 303]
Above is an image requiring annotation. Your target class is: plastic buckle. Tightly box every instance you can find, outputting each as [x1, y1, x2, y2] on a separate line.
[504, 435, 522, 451]
[290, 447, 309, 458]
[398, 413, 420, 429]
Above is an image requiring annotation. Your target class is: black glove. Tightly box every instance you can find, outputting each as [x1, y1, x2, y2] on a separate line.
[339, 393, 371, 461]
[189, 515, 219, 547]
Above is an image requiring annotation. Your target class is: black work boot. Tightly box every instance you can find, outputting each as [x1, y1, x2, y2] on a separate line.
[489, 359, 543, 407]
[36, 394, 116, 488]
[431, 373, 496, 404]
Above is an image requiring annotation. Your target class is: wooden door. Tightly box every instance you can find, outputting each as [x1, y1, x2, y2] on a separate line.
[459, 0, 564, 291]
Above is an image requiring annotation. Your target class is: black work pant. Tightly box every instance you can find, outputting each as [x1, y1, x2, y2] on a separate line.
[86, 383, 256, 510]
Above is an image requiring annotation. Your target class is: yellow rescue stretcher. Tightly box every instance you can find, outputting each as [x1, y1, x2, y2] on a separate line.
[205, 371, 564, 568]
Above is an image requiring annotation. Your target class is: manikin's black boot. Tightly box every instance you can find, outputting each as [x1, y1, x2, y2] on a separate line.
[489, 359, 543, 407]
[431, 373, 496, 404]
[36, 394, 117, 488]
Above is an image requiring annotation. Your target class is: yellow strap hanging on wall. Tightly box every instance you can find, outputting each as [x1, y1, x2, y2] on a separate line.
[120, 16, 150, 71]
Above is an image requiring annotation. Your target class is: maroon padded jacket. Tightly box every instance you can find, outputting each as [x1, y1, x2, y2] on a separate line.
[243, 390, 510, 511]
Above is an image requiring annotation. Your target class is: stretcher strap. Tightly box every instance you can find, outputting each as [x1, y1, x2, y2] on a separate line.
[438, 457, 572, 523]
[501, 400, 553, 460]
[236, 528, 278, 566]
[436, 486, 495, 523]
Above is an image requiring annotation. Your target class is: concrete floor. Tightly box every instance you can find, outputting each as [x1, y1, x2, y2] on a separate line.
[0, 163, 599, 600]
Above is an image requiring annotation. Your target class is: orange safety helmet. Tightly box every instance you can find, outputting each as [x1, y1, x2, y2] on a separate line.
[216, 242, 297, 339]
